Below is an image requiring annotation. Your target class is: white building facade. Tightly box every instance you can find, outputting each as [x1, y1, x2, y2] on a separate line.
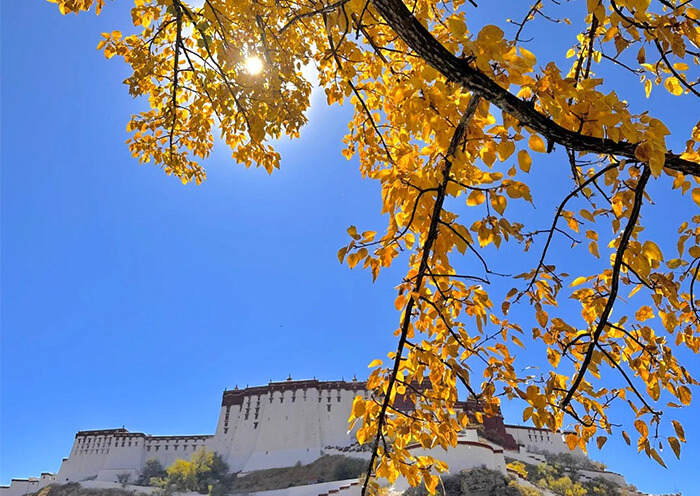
[0, 378, 618, 496]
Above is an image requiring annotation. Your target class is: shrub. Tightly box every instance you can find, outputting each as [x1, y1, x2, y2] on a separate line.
[404, 468, 519, 496]
[332, 456, 368, 480]
[137, 458, 167, 486]
[115, 473, 131, 488]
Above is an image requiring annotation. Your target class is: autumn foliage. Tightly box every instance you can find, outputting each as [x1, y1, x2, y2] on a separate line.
[48, 0, 699, 493]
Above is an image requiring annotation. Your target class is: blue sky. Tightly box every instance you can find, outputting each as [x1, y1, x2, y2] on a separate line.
[1, 1, 698, 495]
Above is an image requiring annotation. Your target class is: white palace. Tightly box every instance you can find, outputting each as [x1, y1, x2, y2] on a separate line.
[1, 378, 628, 496]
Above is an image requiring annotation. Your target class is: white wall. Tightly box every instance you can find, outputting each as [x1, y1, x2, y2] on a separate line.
[56, 432, 145, 483]
[504, 426, 585, 456]
[214, 382, 366, 472]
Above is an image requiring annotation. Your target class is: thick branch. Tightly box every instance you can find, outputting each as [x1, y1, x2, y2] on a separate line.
[370, 0, 699, 177]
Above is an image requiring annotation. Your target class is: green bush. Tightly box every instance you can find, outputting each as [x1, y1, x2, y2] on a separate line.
[332, 456, 368, 480]
[137, 458, 167, 486]
[403, 468, 519, 496]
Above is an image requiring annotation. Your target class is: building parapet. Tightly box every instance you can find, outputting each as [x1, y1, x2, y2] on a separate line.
[221, 379, 367, 406]
[75, 428, 129, 438]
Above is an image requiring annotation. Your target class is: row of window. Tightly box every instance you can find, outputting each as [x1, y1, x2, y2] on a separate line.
[145, 444, 198, 452]
[75, 449, 110, 455]
[240, 391, 350, 405]
[76, 439, 135, 449]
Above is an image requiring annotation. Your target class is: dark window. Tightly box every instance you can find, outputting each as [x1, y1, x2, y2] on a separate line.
[253, 422, 258, 429]
[327, 405, 332, 412]
[224, 428, 228, 434]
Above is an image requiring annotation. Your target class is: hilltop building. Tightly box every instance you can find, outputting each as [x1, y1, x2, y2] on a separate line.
[1, 378, 625, 496]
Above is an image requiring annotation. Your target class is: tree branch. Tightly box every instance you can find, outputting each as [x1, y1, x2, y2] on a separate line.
[361, 94, 480, 496]
[370, 0, 699, 177]
[561, 165, 651, 410]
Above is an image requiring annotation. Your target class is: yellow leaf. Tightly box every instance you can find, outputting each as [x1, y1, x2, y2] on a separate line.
[424, 473, 439, 494]
[347, 225, 360, 239]
[677, 386, 692, 405]
[447, 17, 467, 39]
[519, 47, 537, 66]
[588, 241, 599, 258]
[692, 188, 700, 208]
[570, 276, 587, 287]
[622, 431, 631, 445]
[672, 420, 686, 442]
[565, 433, 578, 451]
[491, 194, 507, 215]
[351, 396, 365, 419]
[467, 190, 486, 206]
[635, 306, 654, 322]
[518, 150, 532, 172]
[643, 240, 663, 261]
[668, 436, 681, 459]
[368, 359, 383, 368]
[528, 134, 546, 153]
[637, 46, 646, 64]
[650, 448, 666, 468]
[664, 77, 683, 96]
[634, 419, 648, 438]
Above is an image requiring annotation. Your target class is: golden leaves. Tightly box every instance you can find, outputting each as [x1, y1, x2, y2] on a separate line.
[668, 436, 681, 459]
[635, 306, 654, 322]
[672, 420, 686, 442]
[677, 386, 692, 405]
[528, 134, 546, 153]
[634, 140, 666, 177]
[692, 188, 700, 208]
[665, 77, 684, 96]
[50, 0, 105, 15]
[490, 194, 507, 215]
[517, 150, 532, 172]
[466, 190, 485, 206]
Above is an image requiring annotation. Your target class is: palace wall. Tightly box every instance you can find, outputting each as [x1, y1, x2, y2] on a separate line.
[504, 425, 585, 456]
[2, 378, 610, 496]
[209, 380, 367, 472]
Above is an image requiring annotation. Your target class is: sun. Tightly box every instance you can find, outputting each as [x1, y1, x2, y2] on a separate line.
[244, 56, 264, 75]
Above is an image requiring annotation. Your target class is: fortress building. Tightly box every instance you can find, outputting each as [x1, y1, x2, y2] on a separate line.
[1, 378, 626, 496]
